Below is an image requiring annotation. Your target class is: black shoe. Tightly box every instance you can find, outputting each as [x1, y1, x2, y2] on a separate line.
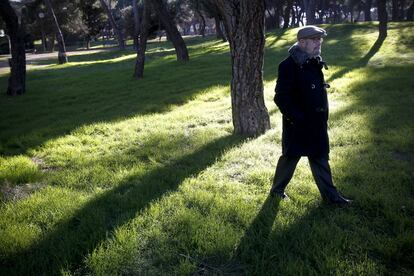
[270, 191, 289, 200]
[329, 195, 352, 206]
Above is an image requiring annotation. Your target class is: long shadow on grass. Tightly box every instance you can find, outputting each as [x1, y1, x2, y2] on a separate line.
[326, 33, 386, 83]
[229, 63, 414, 274]
[233, 195, 281, 273]
[237, 203, 356, 274]
[263, 23, 376, 83]
[2, 134, 246, 275]
[0, 42, 231, 156]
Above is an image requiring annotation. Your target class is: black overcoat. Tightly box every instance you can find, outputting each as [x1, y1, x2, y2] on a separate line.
[275, 55, 330, 158]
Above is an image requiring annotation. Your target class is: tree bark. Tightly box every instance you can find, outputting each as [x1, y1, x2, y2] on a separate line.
[134, 0, 150, 79]
[215, 0, 270, 136]
[151, 0, 189, 62]
[378, 0, 388, 39]
[99, 0, 125, 50]
[44, 0, 68, 64]
[0, 0, 26, 95]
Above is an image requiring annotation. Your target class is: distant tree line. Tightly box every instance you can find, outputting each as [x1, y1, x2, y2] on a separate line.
[1, 1, 413, 56]
[0, 0, 412, 135]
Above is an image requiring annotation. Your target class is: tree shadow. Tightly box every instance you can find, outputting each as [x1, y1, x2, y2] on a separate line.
[227, 63, 414, 274]
[326, 33, 386, 83]
[263, 23, 373, 83]
[0, 47, 231, 156]
[232, 194, 281, 274]
[2, 134, 246, 275]
[266, 28, 289, 48]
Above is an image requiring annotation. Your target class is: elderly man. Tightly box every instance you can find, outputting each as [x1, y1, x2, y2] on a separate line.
[270, 26, 352, 205]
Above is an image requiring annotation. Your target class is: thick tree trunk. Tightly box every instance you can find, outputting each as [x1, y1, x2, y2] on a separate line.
[215, 0, 270, 136]
[283, 0, 293, 28]
[214, 15, 226, 41]
[364, 0, 372, 21]
[378, 0, 388, 39]
[151, 0, 189, 62]
[0, 0, 26, 95]
[134, 0, 150, 79]
[44, 0, 68, 64]
[99, 0, 125, 50]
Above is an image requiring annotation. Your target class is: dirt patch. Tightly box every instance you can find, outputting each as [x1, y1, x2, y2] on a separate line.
[1, 182, 44, 202]
[31, 157, 60, 172]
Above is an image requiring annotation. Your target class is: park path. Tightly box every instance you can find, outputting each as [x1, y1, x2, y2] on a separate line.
[0, 47, 117, 75]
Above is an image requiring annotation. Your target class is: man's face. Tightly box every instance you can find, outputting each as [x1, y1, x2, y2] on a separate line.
[299, 37, 323, 57]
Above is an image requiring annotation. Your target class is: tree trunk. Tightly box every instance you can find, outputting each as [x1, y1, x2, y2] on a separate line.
[364, 0, 372, 21]
[215, 0, 270, 136]
[400, 0, 406, 20]
[407, 1, 414, 20]
[41, 29, 47, 52]
[151, 0, 189, 62]
[134, 0, 150, 79]
[265, 7, 278, 30]
[49, 35, 55, 52]
[99, 0, 125, 50]
[85, 35, 91, 50]
[283, 0, 293, 28]
[392, 0, 399, 21]
[39, 17, 47, 52]
[132, 0, 142, 50]
[378, 0, 388, 39]
[195, 9, 206, 37]
[303, 0, 316, 25]
[0, 0, 26, 96]
[44, 0, 68, 64]
[214, 15, 226, 41]
[391, 0, 405, 21]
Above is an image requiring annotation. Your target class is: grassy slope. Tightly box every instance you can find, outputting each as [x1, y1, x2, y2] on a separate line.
[0, 22, 413, 275]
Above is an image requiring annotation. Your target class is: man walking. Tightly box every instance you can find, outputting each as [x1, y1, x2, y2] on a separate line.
[270, 26, 352, 205]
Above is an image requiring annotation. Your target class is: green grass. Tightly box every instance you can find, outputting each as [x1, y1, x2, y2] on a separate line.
[0, 22, 413, 275]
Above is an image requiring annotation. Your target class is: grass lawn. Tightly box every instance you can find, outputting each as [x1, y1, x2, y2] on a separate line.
[0, 22, 413, 275]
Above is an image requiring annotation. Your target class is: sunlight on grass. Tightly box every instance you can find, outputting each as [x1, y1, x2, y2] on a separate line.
[0, 156, 42, 185]
[1, 22, 413, 275]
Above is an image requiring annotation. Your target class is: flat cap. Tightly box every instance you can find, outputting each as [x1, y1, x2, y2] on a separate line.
[297, 26, 327, 40]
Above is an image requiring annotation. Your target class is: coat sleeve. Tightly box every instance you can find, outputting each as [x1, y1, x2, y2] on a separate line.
[274, 60, 305, 123]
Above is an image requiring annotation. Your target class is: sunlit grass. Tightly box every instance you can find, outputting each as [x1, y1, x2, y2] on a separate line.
[0, 22, 413, 275]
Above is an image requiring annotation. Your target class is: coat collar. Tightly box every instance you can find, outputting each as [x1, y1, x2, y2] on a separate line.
[288, 43, 328, 69]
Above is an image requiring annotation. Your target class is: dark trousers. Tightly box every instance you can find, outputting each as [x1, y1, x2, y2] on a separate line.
[270, 155, 340, 201]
